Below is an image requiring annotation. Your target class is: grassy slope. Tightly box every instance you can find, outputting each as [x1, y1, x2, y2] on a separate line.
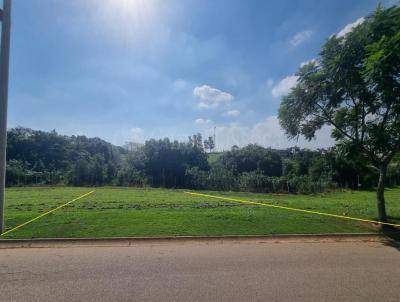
[207, 152, 223, 164]
[1, 187, 400, 239]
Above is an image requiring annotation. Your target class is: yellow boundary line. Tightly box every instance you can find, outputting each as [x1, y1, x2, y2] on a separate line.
[0, 190, 95, 236]
[184, 191, 400, 228]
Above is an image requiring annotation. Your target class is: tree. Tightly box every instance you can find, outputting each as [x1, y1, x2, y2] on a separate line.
[188, 133, 203, 150]
[203, 136, 215, 153]
[278, 5, 400, 222]
[221, 144, 282, 176]
[143, 138, 209, 187]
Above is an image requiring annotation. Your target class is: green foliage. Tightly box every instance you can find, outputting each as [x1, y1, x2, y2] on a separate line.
[6, 127, 122, 187]
[116, 167, 147, 187]
[5, 127, 400, 195]
[221, 144, 282, 176]
[143, 138, 209, 187]
[203, 136, 215, 153]
[278, 5, 400, 220]
[188, 133, 204, 151]
[279, 6, 400, 167]
[287, 176, 336, 195]
[5, 160, 25, 186]
[185, 164, 237, 191]
[239, 170, 285, 193]
[185, 166, 208, 190]
[207, 163, 238, 191]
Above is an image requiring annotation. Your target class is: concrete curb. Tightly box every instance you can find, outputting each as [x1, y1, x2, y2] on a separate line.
[0, 233, 396, 249]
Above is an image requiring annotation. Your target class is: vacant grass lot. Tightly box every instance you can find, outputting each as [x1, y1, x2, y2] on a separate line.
[1, 187, 400, 239]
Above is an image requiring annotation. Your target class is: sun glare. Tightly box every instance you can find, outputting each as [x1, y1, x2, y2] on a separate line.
[97, 0, 161, 41]
[111, 0, 155, 19]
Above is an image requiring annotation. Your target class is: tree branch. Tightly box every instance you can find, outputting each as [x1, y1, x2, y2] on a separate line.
[314, 102, 380, 164]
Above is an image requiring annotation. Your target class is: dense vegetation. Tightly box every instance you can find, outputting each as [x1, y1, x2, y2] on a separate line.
[6, 127, 124, 186]
[6, 127, 400, 194]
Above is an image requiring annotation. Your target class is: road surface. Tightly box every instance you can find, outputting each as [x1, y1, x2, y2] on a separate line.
[0, 238, 399, 301]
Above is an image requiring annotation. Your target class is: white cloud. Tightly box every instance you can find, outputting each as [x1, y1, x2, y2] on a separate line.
[211, 116, 334, 151]
[224, 109, 241, 117]
[290, 30, 313, 47]
[337, 17, 365, 38]
[271, 60, 317, 100]
[193, 85, 234, 109]
[195, 118, 212, 125]
[271, 75, 298, 98]
[266, 79, 274, 88]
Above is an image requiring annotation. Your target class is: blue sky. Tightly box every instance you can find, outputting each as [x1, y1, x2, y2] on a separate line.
[8, 0, 398, 149]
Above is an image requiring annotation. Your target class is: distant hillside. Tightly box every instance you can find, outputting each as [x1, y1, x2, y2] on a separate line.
[6, 127, 126, 186]
[207, 152, 224, 164]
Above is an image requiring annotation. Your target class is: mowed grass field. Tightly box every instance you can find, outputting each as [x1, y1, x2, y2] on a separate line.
[1, 186, 400, 239]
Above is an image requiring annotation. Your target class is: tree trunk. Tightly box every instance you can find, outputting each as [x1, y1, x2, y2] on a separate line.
[376, 164, 388, 222]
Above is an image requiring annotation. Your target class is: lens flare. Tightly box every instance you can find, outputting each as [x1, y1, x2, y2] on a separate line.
[95, 0, 162, 43]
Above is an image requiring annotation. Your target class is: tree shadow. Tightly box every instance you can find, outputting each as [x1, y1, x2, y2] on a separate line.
[379, 225, 400, 251]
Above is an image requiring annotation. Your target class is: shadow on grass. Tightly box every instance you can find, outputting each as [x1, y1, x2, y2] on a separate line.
[379, 225, 400, 252]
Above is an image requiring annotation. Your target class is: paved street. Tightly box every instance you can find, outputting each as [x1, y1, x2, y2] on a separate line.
[0, 238, 399, 301]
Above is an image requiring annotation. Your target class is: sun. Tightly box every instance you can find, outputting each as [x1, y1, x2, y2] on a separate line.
[96, 0, 161, 41]
[107, 0, 158, 26]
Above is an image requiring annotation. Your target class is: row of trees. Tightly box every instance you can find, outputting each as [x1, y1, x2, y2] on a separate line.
[6, 127, 400, 194]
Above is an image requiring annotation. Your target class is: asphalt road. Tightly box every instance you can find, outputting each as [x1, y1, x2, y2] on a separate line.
[1, 238, 399, 302]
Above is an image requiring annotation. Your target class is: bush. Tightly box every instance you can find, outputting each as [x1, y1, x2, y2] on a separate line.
[287, 175, 336, 194]
[116, 167, 148, 187]
[239, 170, 267, 192]
[6, 160, 26, 186]
[185, 167, 209, 190]
[207, 164, 238, 191]
[185, 165, 237, 191]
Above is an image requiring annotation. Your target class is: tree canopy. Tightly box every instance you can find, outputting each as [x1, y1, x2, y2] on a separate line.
[278, 5, 400, 221]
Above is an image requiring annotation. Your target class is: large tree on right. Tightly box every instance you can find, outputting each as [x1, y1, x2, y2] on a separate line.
[278, 5, 400, 222]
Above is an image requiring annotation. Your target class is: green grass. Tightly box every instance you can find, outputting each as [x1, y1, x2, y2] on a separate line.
[207, 152, 223, 164]
[1, 186, 400, 239]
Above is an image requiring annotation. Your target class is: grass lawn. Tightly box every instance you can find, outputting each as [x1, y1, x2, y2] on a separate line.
[207, 152, 223, 164]
[1, 186, 400, 239]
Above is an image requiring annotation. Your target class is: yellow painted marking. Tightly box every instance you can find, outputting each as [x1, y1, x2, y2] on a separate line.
[0, 190, 95, 236]
[184, 191, 400, 228]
